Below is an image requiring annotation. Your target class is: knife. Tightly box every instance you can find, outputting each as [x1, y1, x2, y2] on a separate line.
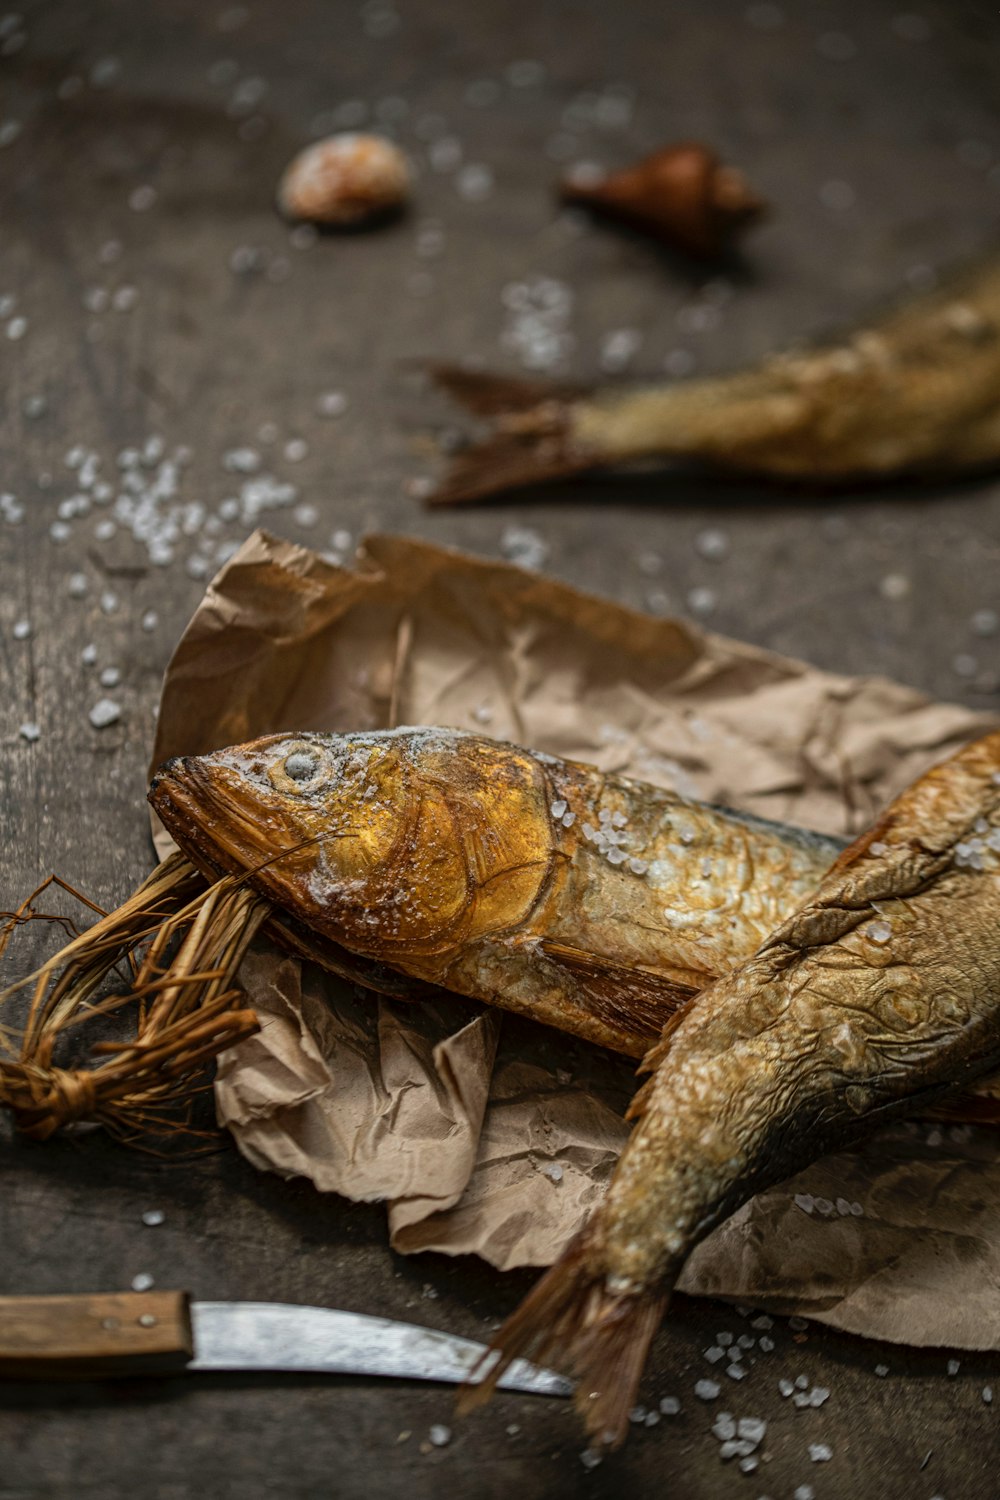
[0, 1291, 570, 1396]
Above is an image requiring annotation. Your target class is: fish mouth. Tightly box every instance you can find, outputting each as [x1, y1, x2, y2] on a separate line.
[149, 755, 284, 885]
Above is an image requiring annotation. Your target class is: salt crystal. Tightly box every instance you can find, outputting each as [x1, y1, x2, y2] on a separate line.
[628, 1404, 647, 1424]
[428, 1424, 451, 1447]
[129, 184, 157, 212]
[12, 618, 31, 640]
[317, 390, 348, 417]
[550, 800, 568, 819]
[705, 1346, 726, 1364]
[793, 1392, 811, 1408]
[814, 1197, 834, 1216]
[759, 1336, 774, 1352]
[875, 1364, 889, 1377]
[99, 667, 121, 688]
[284, 438, 308, 463]
[947, 1359, 960, 1376]
[131, 1272, 154, 1291]
[81, 644, 97, 665]
[696, 528, 729, 561]
[984, 1386, 994, 1404]
[89, 698, 121, 729]
[694, 1379, 720, 1400]
[794, 1374, 809, 1389]
[6, 315, 27, 340]
[142, 1209, 165, 1227]
[580, 1450, 601, 1470]
[865, 919, 892, 945]
[738, 1456, 759, 1474]
[658, 1396, 681, 1415]
[19, 722, 40, 742]
[751, 1315, 773, 1331]
[727, 1364, 747, 1381]
[794, 1194, 815, 1214]
[687, 586, 716, 616]
[100, 591, 119, 615]
[810, 1386, 830, 1406]
[717, 1332, 734, 1347]
[737, 1418, 766, 1445]
[869, 841, 888, 856]
[794, 1488, 815, 1500]
[808, 1443, 833, 1462]
[778, 1379, 794, 1397]
[712, 1414, 736, 1440]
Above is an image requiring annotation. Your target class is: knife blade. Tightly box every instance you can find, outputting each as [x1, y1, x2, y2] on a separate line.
[0, 1291, 571, 1397]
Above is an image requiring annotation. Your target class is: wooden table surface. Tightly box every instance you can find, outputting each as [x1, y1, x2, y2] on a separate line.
[1, 1, 999, 1495]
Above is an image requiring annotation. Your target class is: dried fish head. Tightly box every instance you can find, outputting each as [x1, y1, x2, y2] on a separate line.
[150, 729, 556, 961]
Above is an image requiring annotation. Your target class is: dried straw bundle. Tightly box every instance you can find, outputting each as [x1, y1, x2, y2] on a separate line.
[0, 853, 266, 1145]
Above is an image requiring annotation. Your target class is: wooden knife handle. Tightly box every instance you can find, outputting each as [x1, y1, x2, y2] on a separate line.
[0, 1291, 193, 1379]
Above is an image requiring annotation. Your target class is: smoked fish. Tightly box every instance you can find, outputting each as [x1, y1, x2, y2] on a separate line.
[424, 257, 1000, 504]
[463, 731, 1000, 1449]
[149, 727, 843, 1058]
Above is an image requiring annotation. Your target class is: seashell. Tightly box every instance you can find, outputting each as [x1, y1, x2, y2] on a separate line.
[559, 142, 766, 258]
[277, 132, 410, 226]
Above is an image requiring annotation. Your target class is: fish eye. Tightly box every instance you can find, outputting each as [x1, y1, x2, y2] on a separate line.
[267, 740, 330, 795]
[285, 751, 319, 782]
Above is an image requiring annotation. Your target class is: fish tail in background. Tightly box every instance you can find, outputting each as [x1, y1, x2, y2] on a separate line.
[459, 1228, 668, 1450]
[422, 367, 593, 505]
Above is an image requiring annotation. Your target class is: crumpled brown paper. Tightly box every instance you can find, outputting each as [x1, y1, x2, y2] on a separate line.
[151, 529, 1000, 1347]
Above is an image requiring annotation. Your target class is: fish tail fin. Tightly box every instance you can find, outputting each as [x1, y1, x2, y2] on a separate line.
[458, 1228, 668, 1451]
[417, 368, 591, 505]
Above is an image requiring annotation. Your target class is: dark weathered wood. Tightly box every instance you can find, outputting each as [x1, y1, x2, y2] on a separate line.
[0, 1291, 192, 1378]
[1, 0, 999, 1495]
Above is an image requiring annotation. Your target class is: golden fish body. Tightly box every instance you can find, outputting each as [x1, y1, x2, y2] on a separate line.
[150, 728, 841, 1056]
[472, 732, 1000, 1448]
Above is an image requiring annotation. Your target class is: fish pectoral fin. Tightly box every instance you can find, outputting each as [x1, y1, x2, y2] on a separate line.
[537, 939, 700, 1044]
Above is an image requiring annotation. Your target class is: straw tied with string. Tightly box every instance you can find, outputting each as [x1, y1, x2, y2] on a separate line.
[0, 853, 268, 1144]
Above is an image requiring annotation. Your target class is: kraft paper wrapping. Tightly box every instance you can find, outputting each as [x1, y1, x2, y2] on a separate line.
[151, 529, 1000, 1348]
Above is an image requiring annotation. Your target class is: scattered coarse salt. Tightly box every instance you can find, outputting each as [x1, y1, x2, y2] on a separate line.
[694, 1379, 720, 1400]
[794, 1194, 815, 1214]
[550, 799, 568, 819]
[705, 1346, 726, 1364]
[794, 1375, 809, 1390]
[141, 1209, 165, 1227]
[428, 1423, 451, 1447]
[89, 698, 122, 730]
[984, 1386, 994, 1404]
[737, 1417, 766, 1445]
[726, 1364, 747, 1381]
[808, 1443, 833, 1462]
[875, 1364, 889, 1378]
[779, 1379, 795, 1397]
[658, 1396, 681, 1416]
[12, 618, 31, 640]
[865, 919, 893, 945]
[19, 722, 40, 742]
[810, 1386, 830, 1406]
[947, 1359, 960, 1376]
[759, 1336, 775, 1353]
[131, 1272, 154, 1292]
[580, 1449, 602, 1470]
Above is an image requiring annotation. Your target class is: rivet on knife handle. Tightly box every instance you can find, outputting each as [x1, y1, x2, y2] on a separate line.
[0, 1291, 193, 1379]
